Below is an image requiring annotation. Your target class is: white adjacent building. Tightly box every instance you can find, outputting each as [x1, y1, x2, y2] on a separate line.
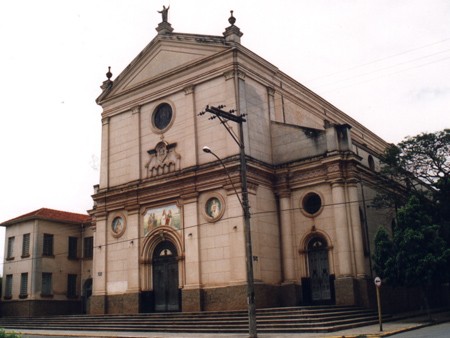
[1, 208, 93, 316]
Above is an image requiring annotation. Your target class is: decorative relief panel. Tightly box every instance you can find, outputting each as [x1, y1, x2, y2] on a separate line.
[145, 141, 180, 178]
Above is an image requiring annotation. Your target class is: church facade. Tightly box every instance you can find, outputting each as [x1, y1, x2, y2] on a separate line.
[88, 10, 392, 314]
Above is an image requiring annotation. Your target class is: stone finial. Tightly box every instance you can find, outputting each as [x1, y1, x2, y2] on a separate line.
[223, 10, 243, 43]
[228, 10, 236, 25]
[106, 66, 112, 80]
[100, 66, 113, 90]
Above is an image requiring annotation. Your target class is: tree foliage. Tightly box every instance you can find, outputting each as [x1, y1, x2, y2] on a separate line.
[373, 129, 450, 210]
[373, 129, 450, 288]
[383, 129, 449, 189]
[374, 196, 450, 288]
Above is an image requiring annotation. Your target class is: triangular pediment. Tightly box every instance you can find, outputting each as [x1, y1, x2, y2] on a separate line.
[102, 34, 229, 101]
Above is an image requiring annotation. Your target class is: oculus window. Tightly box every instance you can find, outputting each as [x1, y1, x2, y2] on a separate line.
[302, 192, 323, 216]
[152, 103, 173, 131]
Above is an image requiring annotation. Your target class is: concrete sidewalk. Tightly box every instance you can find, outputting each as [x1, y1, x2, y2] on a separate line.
[9, 310, 450, 338]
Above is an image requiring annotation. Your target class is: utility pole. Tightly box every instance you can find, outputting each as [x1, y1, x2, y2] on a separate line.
[199, 105, 257, 338]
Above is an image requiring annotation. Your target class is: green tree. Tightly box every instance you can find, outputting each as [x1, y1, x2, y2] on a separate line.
[373, 129, 450, 314]
[372, 227, 394, 280]
[374, 129, 450, 235]
[373, 196, 450, 314]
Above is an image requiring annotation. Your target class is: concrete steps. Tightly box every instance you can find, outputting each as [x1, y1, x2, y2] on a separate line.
[0, 305, 390, 334]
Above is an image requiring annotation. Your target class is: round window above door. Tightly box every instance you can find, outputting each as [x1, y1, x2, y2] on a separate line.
[152, 103, 174, 132]
[301, 192, 323, 217]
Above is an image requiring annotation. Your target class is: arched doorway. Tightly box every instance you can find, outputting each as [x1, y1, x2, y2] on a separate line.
[152, 241, 180, 311]
[307, 237, 332, 303]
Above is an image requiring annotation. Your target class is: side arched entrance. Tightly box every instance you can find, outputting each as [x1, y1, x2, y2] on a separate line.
[152, 240, 180, 311]
[305, 236, 335, 304]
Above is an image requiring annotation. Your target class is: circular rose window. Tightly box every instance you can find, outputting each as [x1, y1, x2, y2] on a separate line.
[152, 103, 173, 131]
[302, 192, 322, 216]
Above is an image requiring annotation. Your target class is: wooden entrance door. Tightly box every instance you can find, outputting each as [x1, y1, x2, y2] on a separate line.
[307, 237, 331, 302]
[152, 241, 179, 311]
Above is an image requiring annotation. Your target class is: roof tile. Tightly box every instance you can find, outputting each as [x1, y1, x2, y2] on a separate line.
[1, 208, 91, 226]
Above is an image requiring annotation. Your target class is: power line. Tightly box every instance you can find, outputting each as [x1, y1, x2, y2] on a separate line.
[319, 55, 450, 95]
[306, 37, 450, 84]
[2, 194, 393, 268]
[314, 48, 450, 90]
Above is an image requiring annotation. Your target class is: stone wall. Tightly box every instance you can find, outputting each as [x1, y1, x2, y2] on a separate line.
[89, 293, 140, 314]
[1, 300, 81, 317]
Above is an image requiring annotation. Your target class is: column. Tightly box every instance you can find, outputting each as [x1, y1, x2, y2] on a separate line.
[331, 182, 352, 277]
[182, 197, 202, 311]
[129, 106, 141, 181]
[348, 182, 366, 277]
[99, 118, 110, 189]
[279, 194, 295, 282]
[183, 86, 198, 167]
[126, 208, 140, 292]
[91, 215, 107, 314]
[267, 87, 276, 121]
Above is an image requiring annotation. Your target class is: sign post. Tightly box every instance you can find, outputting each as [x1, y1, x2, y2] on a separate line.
[374, 276, 383, 331]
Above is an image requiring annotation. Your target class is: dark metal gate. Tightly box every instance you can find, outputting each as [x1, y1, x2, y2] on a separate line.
[152, 241, 180, 311]
[308, 237, 331, 303]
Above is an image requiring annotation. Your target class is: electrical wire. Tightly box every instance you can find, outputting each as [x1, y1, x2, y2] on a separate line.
[2, 193, 394, 268]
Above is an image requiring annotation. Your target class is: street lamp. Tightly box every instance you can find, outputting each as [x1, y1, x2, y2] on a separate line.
[202, 146, 243, 208]
[202, 145, 257, 338]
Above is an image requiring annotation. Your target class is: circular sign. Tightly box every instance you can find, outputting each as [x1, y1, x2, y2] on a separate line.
[374, 276, 382, 287]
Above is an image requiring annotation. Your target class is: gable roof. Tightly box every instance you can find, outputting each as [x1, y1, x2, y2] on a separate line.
[0, 208, 91, 227]
[97, 32, 232, 105]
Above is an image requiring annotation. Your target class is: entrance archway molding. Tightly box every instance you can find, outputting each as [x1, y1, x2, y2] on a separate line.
[298, 230, 335, 276]
[140, 226, 184, 290]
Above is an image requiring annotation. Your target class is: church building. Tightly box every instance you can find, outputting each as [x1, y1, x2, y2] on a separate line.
[88, 9, 391, 314]
[2, 8, 394, 316]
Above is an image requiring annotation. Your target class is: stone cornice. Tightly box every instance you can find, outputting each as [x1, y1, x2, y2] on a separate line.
[91, 150, 372, 217]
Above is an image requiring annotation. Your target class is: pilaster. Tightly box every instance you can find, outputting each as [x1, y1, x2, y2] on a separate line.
[183, 86, 198, 167]
[100, 117, 110, 189]
[348, 182, 366, 277]
[126, 207, 141, 292]
[331, 182, 352, 277]
[92, 214, 107, 313]
[279, 192, 295, 282]
[129, 106, 141, 181]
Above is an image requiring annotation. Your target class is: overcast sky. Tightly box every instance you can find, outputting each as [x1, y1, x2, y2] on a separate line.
[1, 1, 449, 264]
